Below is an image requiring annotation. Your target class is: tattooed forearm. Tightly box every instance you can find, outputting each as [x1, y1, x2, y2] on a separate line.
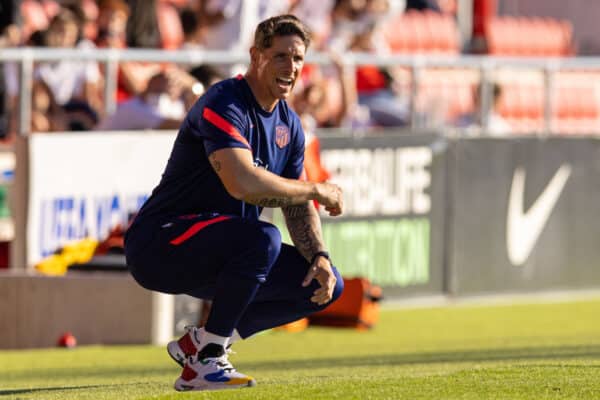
[250, 197, 293, 208]
[209, 153, 221, 172]
[282, 204, 310, 218]
[283, 203, 325, 262]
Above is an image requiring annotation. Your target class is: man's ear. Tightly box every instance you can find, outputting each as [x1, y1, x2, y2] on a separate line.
[249, 46, 259, 64]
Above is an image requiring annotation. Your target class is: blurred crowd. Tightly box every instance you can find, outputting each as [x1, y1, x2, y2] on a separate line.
[0, 0, 467, 142]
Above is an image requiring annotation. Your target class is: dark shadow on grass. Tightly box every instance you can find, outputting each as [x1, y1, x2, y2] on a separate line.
[3, 365, 175, 382]
[240, 344, 600, 371]
[0, 381, 164, 397]
[0, 384, 108, 397]
[6, 345, 599, 384]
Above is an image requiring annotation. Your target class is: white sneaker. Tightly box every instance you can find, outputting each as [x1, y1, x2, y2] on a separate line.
[174, 344, 256, 391]
[167, 326, 203, 367]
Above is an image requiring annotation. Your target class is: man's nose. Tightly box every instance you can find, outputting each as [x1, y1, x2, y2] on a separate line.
[283, 57, 295, 73]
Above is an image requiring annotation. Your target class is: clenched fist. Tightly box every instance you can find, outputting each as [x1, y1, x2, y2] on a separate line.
[315, 182, 343, 216]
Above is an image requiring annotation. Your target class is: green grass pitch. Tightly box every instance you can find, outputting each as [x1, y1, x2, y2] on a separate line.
[2, 298, 600, 399]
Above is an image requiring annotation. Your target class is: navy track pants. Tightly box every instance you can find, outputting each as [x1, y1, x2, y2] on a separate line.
[125, 212, 344, 338]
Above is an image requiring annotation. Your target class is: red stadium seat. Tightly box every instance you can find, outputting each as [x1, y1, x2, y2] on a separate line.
[405, 11, 426, 53]
[439, 15, 460, 53]
[485, 16, 573, 57]
[556, 86, 573, 120]
[527, 18, 546, 56]
[422, 11, 437, 52]
[521, 84, 543, 120]
[559, 20, 575, 56]
[425, 11, 458, 54]
[486, 18, 513, 55]
[384, 10, 459, 55]
[384, 12, 410, 53]
[549, 71, 600, 135]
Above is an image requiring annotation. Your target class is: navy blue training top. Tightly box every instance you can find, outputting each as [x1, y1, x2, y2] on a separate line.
[132, 76, 306, 224]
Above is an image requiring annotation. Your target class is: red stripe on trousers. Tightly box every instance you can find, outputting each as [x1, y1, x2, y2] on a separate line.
[169, 215, 232, 245]
[202, 107, 251, 149]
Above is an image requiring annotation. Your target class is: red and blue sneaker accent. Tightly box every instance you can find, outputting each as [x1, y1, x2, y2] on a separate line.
[174, 344, 256, 391]
[167, 326, 202, 367]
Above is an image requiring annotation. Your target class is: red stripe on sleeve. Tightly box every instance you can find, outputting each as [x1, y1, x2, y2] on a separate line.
[203, 107, 251, 149]
[169, 215, 232, 245]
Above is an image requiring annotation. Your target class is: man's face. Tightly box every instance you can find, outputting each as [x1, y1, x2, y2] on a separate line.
[254, 35, 306, 102]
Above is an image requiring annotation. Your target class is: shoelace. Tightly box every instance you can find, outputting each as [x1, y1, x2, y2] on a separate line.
[183, 326, 236, 373]
[192, 352, 234, 371]
[213, 354, 235, 372]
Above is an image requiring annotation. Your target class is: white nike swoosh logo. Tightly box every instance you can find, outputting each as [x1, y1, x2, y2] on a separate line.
[506, 164, 571, 266]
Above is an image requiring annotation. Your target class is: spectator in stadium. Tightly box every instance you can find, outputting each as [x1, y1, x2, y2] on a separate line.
[196, 0, 292, 51]
[79, 0, 100, 41]
[291, 0, 369, 129]
[289, 79, 333, 183]
[0, 0, 17, 46]
[291, 52, 370, 130]
[291, 73, 329, 131]
[454, 82, 512, 136]
[329, 0, 409, 127]
[0, 3, 18, 140]
[329, 52, 373, 128]
[61, 0, 99, 42]
[95, 68, 199, 130]
[34, 7, 103, 114]
[3, 23, 51, 136]
[96, 0, 163, 103]
[96, 0, 129, 48]
[195, 0, 291, 75]
[187, 64, 224, 93]
[328, 0, 370, 52]
[179, 7, 203, 50]
[30, 80, 68, 133]
[126, 0, 161, 48]
[62, 99, 99, 131]
[288, 0, 335, 50]
[19, 0, 51, 41]
[124, 15, 344, 392]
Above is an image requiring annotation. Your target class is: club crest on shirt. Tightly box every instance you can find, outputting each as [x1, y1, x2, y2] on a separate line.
[275, 125, 290, 148]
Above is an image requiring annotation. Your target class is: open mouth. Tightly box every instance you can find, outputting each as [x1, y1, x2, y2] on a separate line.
[276, 77, 293, 89]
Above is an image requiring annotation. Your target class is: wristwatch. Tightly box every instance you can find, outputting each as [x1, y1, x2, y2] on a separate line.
[310, 251, 331, 265]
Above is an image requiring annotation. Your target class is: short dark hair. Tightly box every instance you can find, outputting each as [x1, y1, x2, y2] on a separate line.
[253, 14, 311, 50]
[60, 3, 86, 27]
[179, 8, 198, 36]
[188, 64, 223, 88]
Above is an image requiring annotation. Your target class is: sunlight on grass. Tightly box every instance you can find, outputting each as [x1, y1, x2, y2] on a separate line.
[2, 299, 600, 399]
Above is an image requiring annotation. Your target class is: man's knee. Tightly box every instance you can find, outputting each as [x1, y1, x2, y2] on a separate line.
[250, 223, 282, 282]
[330, 268, 344, 303]
[312, 266, 344, 311]
[260, 223, 282, 258]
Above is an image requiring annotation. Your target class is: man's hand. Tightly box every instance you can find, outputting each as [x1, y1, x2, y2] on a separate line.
[302, 256, 337, 305]
[315, 182, 344, 216]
